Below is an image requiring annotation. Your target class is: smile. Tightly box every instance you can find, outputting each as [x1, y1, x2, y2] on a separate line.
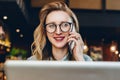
[54, 37, 65, 41]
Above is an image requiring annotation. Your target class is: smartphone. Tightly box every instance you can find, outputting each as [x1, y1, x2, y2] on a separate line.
[68, 26, 76, 53]
[69, 41, 75, 51]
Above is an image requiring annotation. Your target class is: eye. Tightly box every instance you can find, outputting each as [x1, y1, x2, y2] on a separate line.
[47, 24, 56, 28]
[61, 22, 70, 27]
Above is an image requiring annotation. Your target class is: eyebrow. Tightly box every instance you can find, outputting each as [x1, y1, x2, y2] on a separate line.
[46, 21, 72, 25]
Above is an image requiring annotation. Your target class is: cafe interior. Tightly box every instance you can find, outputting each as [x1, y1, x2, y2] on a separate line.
[0, 0, 120, 61]
[1, 0, 120, 79]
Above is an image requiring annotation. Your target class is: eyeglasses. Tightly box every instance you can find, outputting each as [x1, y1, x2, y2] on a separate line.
[45, 22, 73, 33]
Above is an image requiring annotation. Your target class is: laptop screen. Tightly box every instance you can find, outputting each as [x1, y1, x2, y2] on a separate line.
[4, 60, 120, 80]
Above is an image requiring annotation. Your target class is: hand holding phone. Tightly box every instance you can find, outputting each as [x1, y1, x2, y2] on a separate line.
[68, 26, 84, 60]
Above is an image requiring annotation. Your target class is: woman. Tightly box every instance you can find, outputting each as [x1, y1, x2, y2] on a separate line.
[28, 1, 92, 61]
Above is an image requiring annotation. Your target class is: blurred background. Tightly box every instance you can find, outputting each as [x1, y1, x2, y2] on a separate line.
[0, 0, 120, 63]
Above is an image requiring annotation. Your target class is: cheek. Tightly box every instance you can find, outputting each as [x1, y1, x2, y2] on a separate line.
[46, 32, 53, 40]
[65, 32, 69, 37]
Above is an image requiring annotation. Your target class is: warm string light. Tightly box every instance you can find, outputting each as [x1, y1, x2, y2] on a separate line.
[20, 34, 23, 37]
[115, 50, 119, 55]
[110, 41, 117, 53]
[16, 29, 20, 33]
[3, 16, 8, 20]
[83, 39, 89, 53]
[84, 45, 88, 50]
[119, 54, 120, 58]
[109, 41, 120, 61]
[110, 45, 116, 52]
[0, 40, 11, 47]
[0, 39, 11, 52]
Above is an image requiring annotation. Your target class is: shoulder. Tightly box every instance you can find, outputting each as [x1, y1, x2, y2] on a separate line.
[27, 55, 37, 60]
[83, 54, 93, 61]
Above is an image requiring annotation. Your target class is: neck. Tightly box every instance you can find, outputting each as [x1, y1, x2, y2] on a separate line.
[52, 45, 68, 60]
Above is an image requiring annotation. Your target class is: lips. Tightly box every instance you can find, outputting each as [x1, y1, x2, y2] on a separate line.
[54, 36, 65, 41]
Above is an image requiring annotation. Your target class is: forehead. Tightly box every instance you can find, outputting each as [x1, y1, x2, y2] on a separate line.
[46, 11, 72, 24]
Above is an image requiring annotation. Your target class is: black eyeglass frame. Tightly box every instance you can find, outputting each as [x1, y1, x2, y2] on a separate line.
[45, 22, 73, 33]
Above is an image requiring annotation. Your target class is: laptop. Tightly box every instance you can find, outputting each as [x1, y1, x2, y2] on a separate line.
[4, 60, 120, 80]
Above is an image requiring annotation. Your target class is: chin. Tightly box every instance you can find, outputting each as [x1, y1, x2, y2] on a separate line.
[55, 45, 64, 48]
[52, 40, 67, 48]
[54, 43, 67, 49]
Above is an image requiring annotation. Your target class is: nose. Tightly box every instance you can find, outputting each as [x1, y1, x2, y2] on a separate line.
[55, 26, 62, 34]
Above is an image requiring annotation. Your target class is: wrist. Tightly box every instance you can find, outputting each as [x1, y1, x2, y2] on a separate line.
[74, 53, 85, 61]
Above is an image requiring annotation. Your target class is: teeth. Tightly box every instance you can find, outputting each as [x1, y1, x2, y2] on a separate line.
[55, 37, 63, 40]
[56, 38, 62, 40]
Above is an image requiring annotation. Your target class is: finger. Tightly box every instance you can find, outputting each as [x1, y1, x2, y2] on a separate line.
[67, 37, 77, 43]
[68, 37, 84, 46]
[68, 32, 84, 45]
[68, 34, 83, 42]
[68, 33, 80, 40]
[68, 38, 84, 51]
[69, 32, 80, 36]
